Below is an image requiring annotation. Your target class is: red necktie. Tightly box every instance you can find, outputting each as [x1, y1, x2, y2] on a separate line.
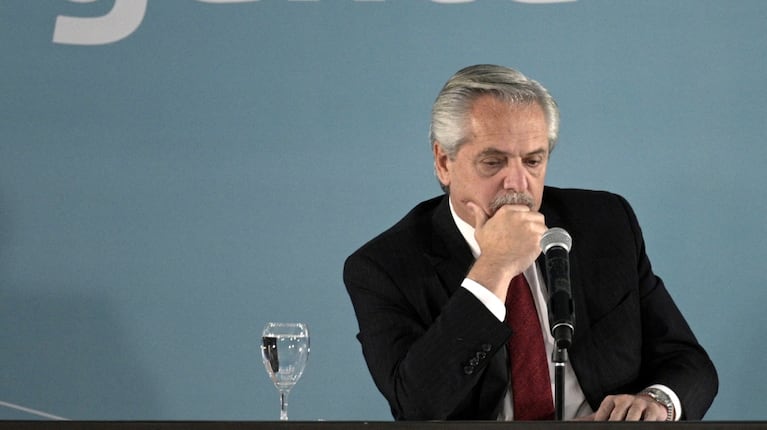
[506, 274, 555, 420]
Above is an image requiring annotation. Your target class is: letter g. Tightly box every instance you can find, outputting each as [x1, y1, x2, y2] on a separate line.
[53, 0, 148, 45]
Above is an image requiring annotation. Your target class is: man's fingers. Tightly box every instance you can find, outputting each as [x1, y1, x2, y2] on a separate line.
[573, 413, 596, 421]
[501, 204, 531, 212]
[592, 395, 668, 422]
[592, 396, 615, 421]
[594, 395, 630, 421]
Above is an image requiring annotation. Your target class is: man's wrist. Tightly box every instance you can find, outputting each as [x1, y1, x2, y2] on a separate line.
[466, 255, 522, 300]
[461, 278, 506, 321]
[640, 387, 675, 421]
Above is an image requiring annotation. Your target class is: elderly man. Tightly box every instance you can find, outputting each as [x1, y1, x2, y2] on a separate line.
[343, 64, 717, 421]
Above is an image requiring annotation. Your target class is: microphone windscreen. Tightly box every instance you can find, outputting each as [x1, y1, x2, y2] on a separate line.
[541, 227, 572, 253]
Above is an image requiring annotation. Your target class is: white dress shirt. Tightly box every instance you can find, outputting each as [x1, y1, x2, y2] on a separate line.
[449, 198, 681, 421]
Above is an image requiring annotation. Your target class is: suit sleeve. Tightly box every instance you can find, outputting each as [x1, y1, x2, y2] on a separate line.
[619, 194, 719, 419]
[343, 250, 511, 420]
[562, 190, 718, 419]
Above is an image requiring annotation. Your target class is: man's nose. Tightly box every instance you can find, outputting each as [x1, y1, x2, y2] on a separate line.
[502, 160, 528, 191]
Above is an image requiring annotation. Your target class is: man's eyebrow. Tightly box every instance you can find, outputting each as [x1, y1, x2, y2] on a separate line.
[475, 148, 510, 158]
[476, 148, 548, 158]
[525, 148, 549, 157]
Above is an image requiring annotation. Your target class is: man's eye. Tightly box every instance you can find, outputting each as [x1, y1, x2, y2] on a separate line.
[477, 159, 504, 176]
[525, 158, 542, 167]
[481, 159, 503, 167]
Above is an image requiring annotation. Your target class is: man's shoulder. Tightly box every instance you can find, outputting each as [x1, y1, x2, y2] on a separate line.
[542, 186, 639, 241]
[544, 185, 624, 202]
[349, 195, 446, 257]
[543, 186, 629, 214]
[387, 195, 445, 233]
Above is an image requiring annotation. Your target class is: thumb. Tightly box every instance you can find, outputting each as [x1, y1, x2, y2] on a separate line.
[466, 201, 488, 230]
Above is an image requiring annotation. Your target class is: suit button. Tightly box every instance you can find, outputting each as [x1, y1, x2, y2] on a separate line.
[463, 365, 475, 375]
[469, 357, 479, 366]
[481, 343, 492, 352]
[476, 351, 486, 360]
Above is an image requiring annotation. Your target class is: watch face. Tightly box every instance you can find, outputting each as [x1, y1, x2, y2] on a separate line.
[656, 391, 672, 405]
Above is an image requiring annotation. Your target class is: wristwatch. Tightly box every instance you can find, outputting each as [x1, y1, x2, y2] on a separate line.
[640, 387, 675, 421]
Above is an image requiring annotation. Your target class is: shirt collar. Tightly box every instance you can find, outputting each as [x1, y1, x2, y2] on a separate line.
[448, 197, 481, 259]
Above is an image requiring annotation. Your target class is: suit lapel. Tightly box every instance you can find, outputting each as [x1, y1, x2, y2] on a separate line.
[426, 196, 475, 295]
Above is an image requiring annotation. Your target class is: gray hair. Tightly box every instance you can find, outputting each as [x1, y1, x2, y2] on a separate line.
[429, 64, 560, 159]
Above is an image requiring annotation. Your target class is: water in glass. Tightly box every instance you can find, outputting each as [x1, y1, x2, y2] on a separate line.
[260, 322, 309, 420]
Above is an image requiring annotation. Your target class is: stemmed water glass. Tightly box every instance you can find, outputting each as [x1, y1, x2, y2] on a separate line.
[260, 322, 310, 421]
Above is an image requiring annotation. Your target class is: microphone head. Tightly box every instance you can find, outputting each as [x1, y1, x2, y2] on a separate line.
[541, 227, 572, 253]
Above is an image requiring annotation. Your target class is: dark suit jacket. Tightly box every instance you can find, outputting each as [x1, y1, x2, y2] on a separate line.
[343, 187, 718, 420]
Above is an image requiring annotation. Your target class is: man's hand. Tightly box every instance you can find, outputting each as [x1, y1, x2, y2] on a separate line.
[465, 201, 546, 301]
[577, 394, 669, 421]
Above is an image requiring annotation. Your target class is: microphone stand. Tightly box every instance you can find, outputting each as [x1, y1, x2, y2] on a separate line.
[552, 346, 568, 421]
[550, 323, 573, 421]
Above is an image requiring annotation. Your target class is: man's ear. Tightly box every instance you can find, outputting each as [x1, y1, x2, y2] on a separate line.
[433, 142, 451, 189]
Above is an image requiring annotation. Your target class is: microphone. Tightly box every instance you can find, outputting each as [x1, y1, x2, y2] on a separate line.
[541, 227, 574, 349]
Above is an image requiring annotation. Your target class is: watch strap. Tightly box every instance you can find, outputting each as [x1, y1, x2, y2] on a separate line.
[640, 387, 675, 421]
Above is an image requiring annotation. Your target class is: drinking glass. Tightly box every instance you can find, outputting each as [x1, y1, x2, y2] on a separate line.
[260, 322, 310, 421]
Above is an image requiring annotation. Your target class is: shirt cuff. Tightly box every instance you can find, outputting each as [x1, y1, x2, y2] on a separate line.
[648, 384, 683, 421]
[461, 278, 506, 321]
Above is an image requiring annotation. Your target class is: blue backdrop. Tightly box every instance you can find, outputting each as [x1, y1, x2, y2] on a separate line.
[1, 0, 765, 421]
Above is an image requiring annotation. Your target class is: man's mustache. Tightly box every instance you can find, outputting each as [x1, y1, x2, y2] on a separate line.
[489, 192, 534, 213]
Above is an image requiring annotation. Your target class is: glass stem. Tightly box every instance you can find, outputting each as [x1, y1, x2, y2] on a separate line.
[279, 390, 290, 421]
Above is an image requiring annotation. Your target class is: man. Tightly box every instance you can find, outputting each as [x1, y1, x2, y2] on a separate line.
[343, 64, 717, 421]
